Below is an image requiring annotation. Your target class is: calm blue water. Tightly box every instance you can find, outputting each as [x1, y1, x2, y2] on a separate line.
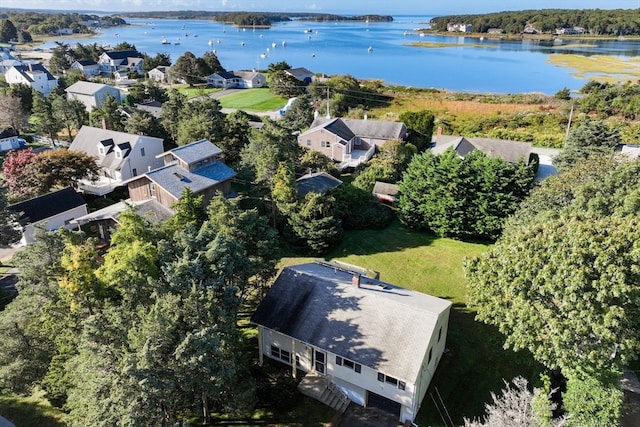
[42, 15, 640, 94]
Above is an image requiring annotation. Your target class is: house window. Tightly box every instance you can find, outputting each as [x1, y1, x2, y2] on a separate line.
[98, 146, 105, 155]
[115, 150, 122, 159]
[150, 183, 156, 198]
[132, 168, 137, 176]
[378, 373, 404, 390]
[306, 139, 311, 147]
[140, 147, 145, 157]
[270, 345, 291, 364]
[314, 350, 326, 374]
[428, 348, 433, 364]
[321, 141, 331, 149]
[385, 375, 398, 387]
[336, 356, 361, 374]
[438, 326, 442, 342]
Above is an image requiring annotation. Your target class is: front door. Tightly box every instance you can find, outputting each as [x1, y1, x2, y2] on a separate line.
[314, 350, 326, 374]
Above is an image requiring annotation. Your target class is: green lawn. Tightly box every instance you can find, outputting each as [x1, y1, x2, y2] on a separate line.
[280, 220, 541, 426]
[174, 84, 221, 99]
[0, 394, 66, 427]
[218, 88, 287, 111]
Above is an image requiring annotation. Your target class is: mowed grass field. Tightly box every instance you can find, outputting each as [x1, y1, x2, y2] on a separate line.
[218, 88, 287, 111]
[280, 220, 541, 426]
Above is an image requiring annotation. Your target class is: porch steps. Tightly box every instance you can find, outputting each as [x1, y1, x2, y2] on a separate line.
[298, 372, 351, 413]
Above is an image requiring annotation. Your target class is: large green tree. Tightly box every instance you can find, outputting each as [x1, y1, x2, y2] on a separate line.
[465, 157, 640, 425]
[0, 19, 18, 42]
[553, 119, 620, 172]
[288, 192, 342, 255]
[398, 149, 535, 240]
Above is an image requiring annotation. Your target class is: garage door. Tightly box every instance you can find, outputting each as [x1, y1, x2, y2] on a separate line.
[367, 391, 401, 418]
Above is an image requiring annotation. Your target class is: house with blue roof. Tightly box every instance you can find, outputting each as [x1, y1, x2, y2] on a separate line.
[127, 139, 237, 210]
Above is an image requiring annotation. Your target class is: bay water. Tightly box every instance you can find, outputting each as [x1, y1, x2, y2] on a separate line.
[41, 15, 640, 94]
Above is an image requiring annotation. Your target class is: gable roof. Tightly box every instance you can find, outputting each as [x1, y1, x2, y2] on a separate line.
[9, 63, 56, 82]
[142, 160, 236, 199]
[296, 172, 342, 196]
[306, 117, 406, 142]
[8, 187, 86, 223]
[302, 117, 354, 144]
[234, 70, 262, 80]
[102, 50, 142, 60]
[74, 59, 98, 66]
[340, 118, 406, 140]
[286, 67, 313, 79]
[72, 198, 174, 226]
[252, 262, 452, 383]
[66, 81, 118, 96]
[70, 126, 163, 172]
[161, 139, 222, 165]
[150, 66, 168, 74]
[432, 136, 532, 164]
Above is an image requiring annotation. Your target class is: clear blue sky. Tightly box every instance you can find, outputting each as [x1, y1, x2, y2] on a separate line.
[2, 0, 639, 15]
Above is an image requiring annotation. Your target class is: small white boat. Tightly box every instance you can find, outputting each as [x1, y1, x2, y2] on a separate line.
[241, 41, 245, 46]
[161, 37, 170, 44]
[368, 46, 373, 53]
[208, 39, 213, 46]
[282, 40, 286, 47]
[272, 42, 277, 48]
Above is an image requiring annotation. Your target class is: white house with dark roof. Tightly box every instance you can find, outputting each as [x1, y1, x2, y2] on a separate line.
[251, 261, 452, 423]
[0, 129, 24, 152]
[70, 59, 100, 77]
[431, 135, 532, 164]
[8, 187, 88, 244]
[206, 70, 266, 88]
[298, 117, 407, 169]
[148, 65, 169, 82]
[65, 81, 122, 111]
[69, 126, 165, 195]
[5, 63, 58, 96]
[98, 49, 144, 76]
[127, 139, 237, 210]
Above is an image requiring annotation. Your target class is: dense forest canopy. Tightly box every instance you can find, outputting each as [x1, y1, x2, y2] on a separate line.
[430, 9, 640, 35]
[0, 11, 125, 35]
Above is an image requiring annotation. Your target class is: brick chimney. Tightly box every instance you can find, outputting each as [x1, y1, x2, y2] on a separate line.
[102, 118, 108, 130]
[436, 126, 443, 142]
[352, 274, 361, 288]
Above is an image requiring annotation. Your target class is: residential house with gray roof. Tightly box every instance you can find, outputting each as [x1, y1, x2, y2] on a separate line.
[70, 126, 165, 195]
[252, 261, 452, 423]
[66, 81, 122, 111]
[431, 135, 532, 164]
[285, 67, 314, 84]
[127, 139, 236, 210]
[5, 63, 58, 96]
[298, 117, 407, 169]
[70, 59, 100, 77]
[206, 70, 266, 88]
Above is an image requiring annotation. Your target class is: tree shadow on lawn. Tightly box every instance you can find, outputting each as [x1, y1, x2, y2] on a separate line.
[415, 303, 543, 427]
[329, 220, 440, 258]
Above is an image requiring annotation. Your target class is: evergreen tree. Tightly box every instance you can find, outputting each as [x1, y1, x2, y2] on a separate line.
[288, 192, 342, 255]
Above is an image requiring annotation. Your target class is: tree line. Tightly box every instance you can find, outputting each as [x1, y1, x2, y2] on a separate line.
[430, 9, 640, 35]
[0, 11, 125, 41]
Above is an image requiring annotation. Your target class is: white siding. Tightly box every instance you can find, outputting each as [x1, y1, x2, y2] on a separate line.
[22, 204, 88, 244]
[260, 327, 418, 422]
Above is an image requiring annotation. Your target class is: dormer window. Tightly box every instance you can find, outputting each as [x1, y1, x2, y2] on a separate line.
[98, 146, 105, 155]
[115, 149, 122, 159]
